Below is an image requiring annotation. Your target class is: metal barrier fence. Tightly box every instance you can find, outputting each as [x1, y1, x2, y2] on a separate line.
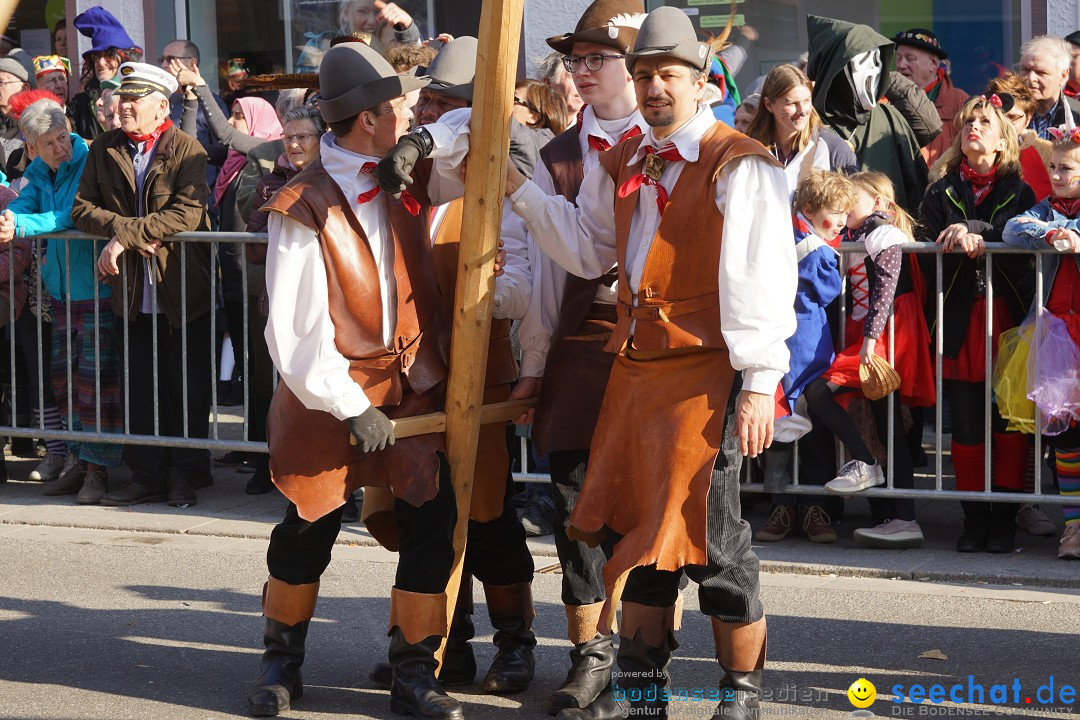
[3, 232, 1071, 505]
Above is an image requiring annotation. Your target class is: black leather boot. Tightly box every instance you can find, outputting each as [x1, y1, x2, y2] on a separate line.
[985, 491, 1018, 554]
[711, 617, 766, 720]
[248, 618, 309, 717]
[370, 580, 476, 689]
[956, 501, 991, 552]
[549, 634, 616, 713]
[388, 628, 464, 719]
[248, 579, 319, 717]
[615, 631, 674, 719]
[555, 687, 629, 720]
[712, 670, 762, 720]
[483, 582, 536, 694]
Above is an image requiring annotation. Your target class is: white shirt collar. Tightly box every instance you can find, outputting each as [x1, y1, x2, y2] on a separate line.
[578, 104, 648, 146]
[628, 106, 716, 166]
[320, 132, 380, 194]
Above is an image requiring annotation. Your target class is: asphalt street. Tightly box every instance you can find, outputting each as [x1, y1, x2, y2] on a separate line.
[1, 428, 1079, 720]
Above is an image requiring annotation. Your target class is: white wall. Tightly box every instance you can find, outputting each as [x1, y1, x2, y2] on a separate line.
[1047, 0, 1080, 36]
[522, 0, 591, 77]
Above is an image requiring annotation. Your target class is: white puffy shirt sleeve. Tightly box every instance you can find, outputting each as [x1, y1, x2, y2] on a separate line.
[509, 162, 617, 280]
[264, 213, 371, 420]
[493, 199, 534, 321]
[716, 155, 797, 395]
[421, 106, 473, 205]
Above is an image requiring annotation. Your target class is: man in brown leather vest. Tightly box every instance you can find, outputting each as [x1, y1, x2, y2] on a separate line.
[504, 8, 797, 720]
[246, 42, 465, 720]
[364, 35, 539, 700]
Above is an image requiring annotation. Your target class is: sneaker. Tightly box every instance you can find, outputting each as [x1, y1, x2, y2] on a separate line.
[755, 505, 796, 542]
[76, 470, 109, 505]
[1016, 504, 1057, 537]
[42, 453, 87, 496]
[520, 492, 554, 536]
[800, 505, 837, 543]
[825, 459, 885, 494]
[1059, 524, 1080, 560]
[853, 519, 924, 549]
[29, 453, 67, 482]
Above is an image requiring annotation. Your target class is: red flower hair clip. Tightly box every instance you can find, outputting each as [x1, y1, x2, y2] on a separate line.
[1048, 126, 1080, 144]
[978, 93, 1003, 108]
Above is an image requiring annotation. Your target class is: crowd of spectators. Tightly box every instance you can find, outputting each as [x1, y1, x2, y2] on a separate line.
[0, 3, 1076, 560]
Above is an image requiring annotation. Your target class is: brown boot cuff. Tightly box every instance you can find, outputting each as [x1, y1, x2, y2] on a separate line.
[621, 601, 678, 648]
[483, 582, 535, 626]
[263, 577, 319, 626]
[389, 588, 449, 645]
[565, 602, 605, 645]
[712, 616, 767, 672]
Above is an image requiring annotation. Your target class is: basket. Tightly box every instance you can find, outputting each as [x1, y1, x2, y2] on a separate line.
[859, 354, 901, 401]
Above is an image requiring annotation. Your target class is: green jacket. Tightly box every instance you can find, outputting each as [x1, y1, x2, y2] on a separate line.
[806, 14, 929, 212]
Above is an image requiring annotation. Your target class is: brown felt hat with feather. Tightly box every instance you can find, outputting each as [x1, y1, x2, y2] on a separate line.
[546, 0, 646, 55]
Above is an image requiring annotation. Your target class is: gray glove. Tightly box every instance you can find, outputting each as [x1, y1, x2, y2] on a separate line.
[376, 128, 434, 198]
[346, 406, 396, 453]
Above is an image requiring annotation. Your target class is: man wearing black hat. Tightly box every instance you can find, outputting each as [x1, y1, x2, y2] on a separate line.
[245, 41, 471, 719]
[503, 7, 795, 719]
[894, 28, 968, 166]
[364, 35, 540, 700]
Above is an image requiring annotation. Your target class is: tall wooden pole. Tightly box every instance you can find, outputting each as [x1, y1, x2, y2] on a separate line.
[440, 0, 525, 651]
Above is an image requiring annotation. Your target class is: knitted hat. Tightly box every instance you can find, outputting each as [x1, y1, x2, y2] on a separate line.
[116, 62, 178, 98]
[6, 49, 37, 88]
[627, 7, 711, 72]
[317, 41, 428, 123]
[547, 0, 646, 55]
[0, 57, 28, 83]
[33, 55, 68, 78]
[74, 6, 139, 58]
[893, 28, 947, 60]
[425, 36, 477, 101]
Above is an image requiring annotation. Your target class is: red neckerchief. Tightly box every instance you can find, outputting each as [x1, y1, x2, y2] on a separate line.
[959, 160, 997, 206]
[356, 162, 420, 216]
[124, 117, 173, 153]
[1049, 195, 1080, 218]
[576, 105, 643, 152]
[617, 143, 685, 215]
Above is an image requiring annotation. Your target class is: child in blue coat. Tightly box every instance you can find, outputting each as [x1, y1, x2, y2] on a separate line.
[757, 170, 856, 544]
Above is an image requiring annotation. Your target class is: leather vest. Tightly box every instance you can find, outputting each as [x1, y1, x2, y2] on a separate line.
[430, 197, 518, 386]
[262, 159, 447, 407]
[598, 122, 775, 353]
[539, 129, 615, 335]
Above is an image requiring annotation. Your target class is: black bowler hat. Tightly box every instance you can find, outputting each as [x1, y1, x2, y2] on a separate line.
[893, 28, 948, 60]
[1066, 31, 1080, 48]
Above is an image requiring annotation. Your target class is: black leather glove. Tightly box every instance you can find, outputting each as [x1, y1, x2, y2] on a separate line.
[346, 406, 396, 453]
[376, 128, 434, 198]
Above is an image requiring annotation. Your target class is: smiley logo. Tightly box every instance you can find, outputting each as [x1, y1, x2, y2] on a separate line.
[847, 678, 876, 708]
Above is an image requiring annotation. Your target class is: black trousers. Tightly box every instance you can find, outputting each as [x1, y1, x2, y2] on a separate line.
[268, 455, 457, 594]
[620, 391, 762, 625]
[123, 312, 212, 487]
[463, 467, 534, 586]
[550, 448, 615, 607]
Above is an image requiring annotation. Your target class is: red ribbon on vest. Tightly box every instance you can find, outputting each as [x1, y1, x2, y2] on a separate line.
[587, 125, 643, 153]
[616, 143, 685, 215]
[357, 162, 420, 216]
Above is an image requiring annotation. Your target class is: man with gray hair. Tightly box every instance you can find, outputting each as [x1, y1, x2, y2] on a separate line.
[71, 62, 214, 508]
[1020, 34, 1080, 138]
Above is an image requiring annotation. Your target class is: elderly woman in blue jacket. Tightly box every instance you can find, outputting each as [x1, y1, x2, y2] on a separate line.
[1, 99, 123, 504]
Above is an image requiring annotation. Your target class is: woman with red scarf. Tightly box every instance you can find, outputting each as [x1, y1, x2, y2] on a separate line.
[918, 95, 1037, 554]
